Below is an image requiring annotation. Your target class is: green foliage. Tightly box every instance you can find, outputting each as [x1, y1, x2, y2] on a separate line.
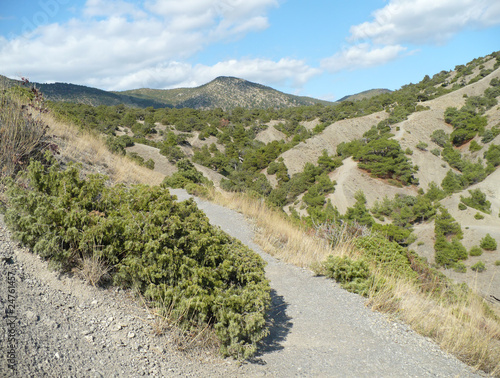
[5, 160, 270, 358]
[469, 246, 483, 257]
[458, 203, 467, 211]
[416, 141, 428, 151]
[434, 236, 468, 267]
[162, 159, 208, 189]
[345, 191, 374, 227]
[471, 261, 486, 272]
[323, 256, 371, 296]
[474, 212, 485, 220]
[430, 148, 441, 157]
[453, 262, 467, 273]
[469, 140, 482, 152]
[430, 129, 449, 148]
[480, 234, 497, 251]
[460, 189, 491, 214]
[351, 135, 418, 185]
[481, 126, 500, 143]
[484, 144, 500, 167]
[435, 208, 463, 239]
[495, 260, 500, 266]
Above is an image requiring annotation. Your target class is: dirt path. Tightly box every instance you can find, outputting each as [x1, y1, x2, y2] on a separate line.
[170, 189, 481, 377]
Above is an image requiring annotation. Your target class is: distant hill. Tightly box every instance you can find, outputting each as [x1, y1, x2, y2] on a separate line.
[0, 74, 332, 110]
[337, 88, 392, 102]
[116, 76, 333, 110]
[0, 75, 165, 108]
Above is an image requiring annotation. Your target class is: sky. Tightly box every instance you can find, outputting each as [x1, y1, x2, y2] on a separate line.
[0, 0, 499, 101]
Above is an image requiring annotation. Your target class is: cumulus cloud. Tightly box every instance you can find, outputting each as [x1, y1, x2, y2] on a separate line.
[321, 0, 500, 73]
[102, 58, 321, 91]
[350, 0, 500, 45]
[0, 0, 285, 90]
[321, 44, 406, 73]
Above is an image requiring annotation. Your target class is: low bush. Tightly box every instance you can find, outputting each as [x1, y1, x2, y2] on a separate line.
[480, 234, 497, 251]
[453, 262, 467, 273]
[5, 159, 270, 358]
[323, 256, 371, 296]
[469, 246, 483, 257]
[471, 261, 486, 272]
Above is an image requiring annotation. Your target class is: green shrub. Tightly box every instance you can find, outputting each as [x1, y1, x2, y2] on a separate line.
[5, 160, 270, 359]
[435, 237, 468, 267]
[430, 129, 449, 147]
[494, 260, 500, 266]
[416, 141, 428, 151]
[480, 234, 497, 251]
[162, 159, 207, 189]
[323, 256, 371, 296]
[460, 189, 491, 213]
[471, 261, 486, 272]
[469, 246, 483, 257]
[458, 203, 467, 211]
[469, 140, 482, 152]
[474, 212, 484, 220]
[431, 148, 441, 157]
[453, 262, 467, 273]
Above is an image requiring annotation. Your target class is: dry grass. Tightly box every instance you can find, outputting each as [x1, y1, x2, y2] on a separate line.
[140, 294, 220, 355]
[42, 113, 165, 186]
[202, 188, 500, 375]
[76, 254, 110, 287]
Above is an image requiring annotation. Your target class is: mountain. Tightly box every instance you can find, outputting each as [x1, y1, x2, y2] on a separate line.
[337, 88, 392, 102]
[0, 74, 332, 110]
[115, 76, 333, 109]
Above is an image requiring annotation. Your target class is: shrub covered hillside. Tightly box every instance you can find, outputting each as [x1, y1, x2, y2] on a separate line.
[0, 84, 270, 359]
[3, 159, 270, 358]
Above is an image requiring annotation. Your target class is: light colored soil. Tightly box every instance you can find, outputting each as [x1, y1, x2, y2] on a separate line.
[255, 126, 287, 144]
[327, 157, 417, 214]
[126, 143, 177, 177]
[280, 111, 389, 176]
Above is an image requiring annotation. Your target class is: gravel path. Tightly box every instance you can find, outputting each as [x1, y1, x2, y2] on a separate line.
[0, 190, 483, 377]
[171, 189, 482, 377]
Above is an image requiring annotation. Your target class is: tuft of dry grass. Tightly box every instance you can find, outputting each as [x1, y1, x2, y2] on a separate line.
[76, 254, 110, 287]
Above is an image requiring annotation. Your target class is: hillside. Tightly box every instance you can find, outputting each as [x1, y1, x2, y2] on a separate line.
[3, 49, 500, 375]
[0, 74, 332, 110]
[337, 88, 392, 102]
[116, 76, 333, 109]
[0, 75, 164, 108]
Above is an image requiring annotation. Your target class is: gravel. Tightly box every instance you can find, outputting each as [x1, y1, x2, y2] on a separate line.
[0, 190, 485, 377]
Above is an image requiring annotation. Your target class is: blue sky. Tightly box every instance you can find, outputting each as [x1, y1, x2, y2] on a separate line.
[1, 0, 499, 101]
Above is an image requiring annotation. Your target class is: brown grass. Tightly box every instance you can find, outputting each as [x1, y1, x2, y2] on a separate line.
[42, 113, 165, 186]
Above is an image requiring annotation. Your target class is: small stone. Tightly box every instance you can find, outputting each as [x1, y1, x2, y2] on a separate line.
[85, 335, 94, 343]
[91, 299, 98, 306]
[25, 310, 39, 322]
[111, 324, 122, 331]
[127, 332, 136, 339]
[54, 352, 61, 359]
[82, 329, 93, 336]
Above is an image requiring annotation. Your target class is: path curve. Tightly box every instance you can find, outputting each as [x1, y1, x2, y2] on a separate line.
[170, 189, 481, 377]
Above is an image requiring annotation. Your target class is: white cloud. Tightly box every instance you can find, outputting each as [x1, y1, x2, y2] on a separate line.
[350, 0, 500, 45]
[321, 44, 407, 73]
[103, 58, 321, 91]
[0, 0, 283, 90]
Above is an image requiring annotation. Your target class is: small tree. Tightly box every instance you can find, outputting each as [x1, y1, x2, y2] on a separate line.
[480, 234, 497, 251]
